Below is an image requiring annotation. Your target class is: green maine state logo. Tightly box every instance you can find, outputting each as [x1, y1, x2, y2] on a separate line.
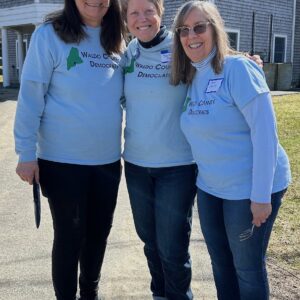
[124, 58, 135, 74]
[67, 47, 83, 70]
[183, 96, 191, 112]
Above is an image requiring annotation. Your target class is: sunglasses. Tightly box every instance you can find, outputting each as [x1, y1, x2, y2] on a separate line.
[176, 22, 210, 38]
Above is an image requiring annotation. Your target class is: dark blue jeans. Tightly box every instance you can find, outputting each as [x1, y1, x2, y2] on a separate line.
[197, 188, 286, 300]
[125, 162, 197, 300]
[39, 159, 121, 300]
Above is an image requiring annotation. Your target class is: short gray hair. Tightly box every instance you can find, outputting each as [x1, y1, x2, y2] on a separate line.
[121, 0, 165, 20]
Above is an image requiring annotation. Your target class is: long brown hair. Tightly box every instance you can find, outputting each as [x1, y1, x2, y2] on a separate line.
[45, 0, 126, 55]
[170, 1, 232, 85]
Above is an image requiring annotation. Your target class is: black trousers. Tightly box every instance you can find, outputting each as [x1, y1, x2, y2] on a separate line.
[39, 159, 121, 300]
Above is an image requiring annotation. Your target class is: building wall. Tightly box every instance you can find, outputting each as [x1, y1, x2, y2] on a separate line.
[163, 0, 294, 63]
[293, 0, 300, 87]
[1, 0, 298, 87]
[215, 0, 294, 63]
[162, 0, 188, 29]
[0, 0, 34, 9]
[0, 0, 63, 86]
[162, 0, 297, 89]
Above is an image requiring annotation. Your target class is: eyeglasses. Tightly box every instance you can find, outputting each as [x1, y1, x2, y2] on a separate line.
[176, 22, 210, 38]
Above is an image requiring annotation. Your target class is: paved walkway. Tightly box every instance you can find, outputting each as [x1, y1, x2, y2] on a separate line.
[0, 89, 216, 300]
[270, 90, 300, 96]
[1, 88, 299, 300]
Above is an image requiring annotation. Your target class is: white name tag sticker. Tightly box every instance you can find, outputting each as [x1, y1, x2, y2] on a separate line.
[206, 78, 223, 93]
[161, 50, 172, 63]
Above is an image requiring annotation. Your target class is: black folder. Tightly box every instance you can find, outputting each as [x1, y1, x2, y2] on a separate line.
[33, 179, 41, 228]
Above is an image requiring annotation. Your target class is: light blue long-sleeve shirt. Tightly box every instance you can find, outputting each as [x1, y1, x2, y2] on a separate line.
[181, 52, 291, 202]
[123, 32, 194, 167]
[14, 23, 123, 165]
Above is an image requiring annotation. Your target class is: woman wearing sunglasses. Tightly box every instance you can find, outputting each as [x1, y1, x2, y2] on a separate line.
[122, 0, 262, 299]
[171, 1, 291, 299]
[14, 1, 125, 299]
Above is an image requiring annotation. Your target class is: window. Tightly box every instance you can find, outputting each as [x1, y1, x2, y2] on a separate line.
[225, 29, 240, 51]
[273, 35, 287, 63]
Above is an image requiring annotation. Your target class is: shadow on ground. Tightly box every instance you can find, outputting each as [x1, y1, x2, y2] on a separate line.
[0, 88, 18, 102]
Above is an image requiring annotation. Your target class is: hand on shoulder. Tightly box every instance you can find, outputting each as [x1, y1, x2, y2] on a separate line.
[245, 53, 263, 68]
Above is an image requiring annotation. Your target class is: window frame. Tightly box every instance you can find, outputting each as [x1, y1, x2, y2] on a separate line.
[272, 34, 287, 63]
[15, 38, 28, 69]
[225, 28, 240, 51]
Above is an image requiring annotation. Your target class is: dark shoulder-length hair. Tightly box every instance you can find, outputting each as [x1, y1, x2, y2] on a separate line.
[45, 0, 126, 55]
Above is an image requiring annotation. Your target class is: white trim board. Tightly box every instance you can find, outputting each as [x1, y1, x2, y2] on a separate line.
[0, 3, 63, 27]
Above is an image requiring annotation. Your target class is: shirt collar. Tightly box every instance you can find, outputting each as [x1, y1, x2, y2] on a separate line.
[191, 47, 217, 72]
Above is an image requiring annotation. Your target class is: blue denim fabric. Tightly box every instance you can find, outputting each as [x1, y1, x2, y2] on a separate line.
[197, 188, 286, 300]
[125, 162, 197, 300]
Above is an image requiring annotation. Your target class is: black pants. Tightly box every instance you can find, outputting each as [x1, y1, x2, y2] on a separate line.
[39, 159, 121, 300]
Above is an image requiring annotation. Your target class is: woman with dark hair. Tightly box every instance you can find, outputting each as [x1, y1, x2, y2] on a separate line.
[14, 1, 125, 299]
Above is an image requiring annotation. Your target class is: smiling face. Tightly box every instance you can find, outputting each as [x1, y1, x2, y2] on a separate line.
[75, 0, 110, 27]
[180, 8, 215, 63]
[126, 0, 161, 42]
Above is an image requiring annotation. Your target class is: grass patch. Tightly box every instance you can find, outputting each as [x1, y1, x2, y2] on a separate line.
[268, 94, 300, 272]
[0, 75, 3, 83]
